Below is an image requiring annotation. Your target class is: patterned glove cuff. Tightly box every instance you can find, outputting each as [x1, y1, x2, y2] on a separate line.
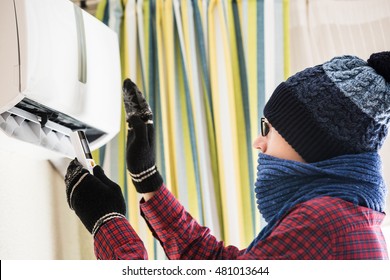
[92, 212, 127, 236]
[68, 173, 89, 210]
[129, 166, 163, 193]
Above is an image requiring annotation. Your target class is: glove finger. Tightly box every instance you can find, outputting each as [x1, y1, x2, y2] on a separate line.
[64, 158, 90, 209]
[147, 123, 154, 148]
[65, 158, 88, 193]
[93, 165, 117, 187]
[129, 115, 148, 145]
[127, 126, 136, 144]
[123, 78, 153, 122]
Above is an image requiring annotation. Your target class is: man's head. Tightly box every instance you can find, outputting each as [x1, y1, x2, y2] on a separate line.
[255, 51, 390, 163]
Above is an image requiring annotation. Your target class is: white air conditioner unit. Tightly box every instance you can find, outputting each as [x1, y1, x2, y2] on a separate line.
[0, 0, 121, 158]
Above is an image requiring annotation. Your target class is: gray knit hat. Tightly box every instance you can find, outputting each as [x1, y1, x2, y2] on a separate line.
[264, 51, 390, 163]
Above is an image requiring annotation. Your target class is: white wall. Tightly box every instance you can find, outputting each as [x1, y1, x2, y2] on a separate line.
[0, 135, 94, 259]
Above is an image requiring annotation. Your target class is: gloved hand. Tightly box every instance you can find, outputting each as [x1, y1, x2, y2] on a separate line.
[123, 78, 163, 193]
[65, 159, 126, 236]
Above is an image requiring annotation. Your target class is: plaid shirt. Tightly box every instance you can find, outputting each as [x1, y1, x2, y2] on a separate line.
[94, 185, 388, 260]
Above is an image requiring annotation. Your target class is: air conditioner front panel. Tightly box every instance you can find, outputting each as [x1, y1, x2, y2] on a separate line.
[75, 10, 121, 138]
[16, 0, 83, 115]
[0, 0, 121, 157]
[14, 0, 121, 141]
[0, 0, 22, 113]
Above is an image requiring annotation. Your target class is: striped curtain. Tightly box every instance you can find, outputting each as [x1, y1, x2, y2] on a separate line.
[93, 0, 290, 259]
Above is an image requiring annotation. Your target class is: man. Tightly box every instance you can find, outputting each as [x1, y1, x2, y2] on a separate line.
[65, 51, 390, 259]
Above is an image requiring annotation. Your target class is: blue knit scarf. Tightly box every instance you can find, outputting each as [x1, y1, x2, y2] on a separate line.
[246, 152, 387, 252]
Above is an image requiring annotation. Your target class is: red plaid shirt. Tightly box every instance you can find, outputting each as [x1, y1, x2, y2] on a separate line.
[94, 185, 388, 260]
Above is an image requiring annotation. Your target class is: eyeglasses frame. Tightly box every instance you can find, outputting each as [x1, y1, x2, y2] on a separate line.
[261, 117, 270, 137]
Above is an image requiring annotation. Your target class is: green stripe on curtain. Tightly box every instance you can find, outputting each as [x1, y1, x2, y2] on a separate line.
[256, 0, 265, 234]
[93, 0, 109, 166]
[209, 0, 247, 246]
[246, 0, 261, 235]
[231, 0, 256, 244]
[174, 0, 204, 223]
[192, 0, 223, 239]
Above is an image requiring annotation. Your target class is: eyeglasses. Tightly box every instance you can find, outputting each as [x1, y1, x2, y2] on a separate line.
[261, 118, 270, 137]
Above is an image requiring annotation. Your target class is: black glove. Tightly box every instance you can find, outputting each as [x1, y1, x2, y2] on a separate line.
[65, 159, 126, 235]
[123, 78, 163, 193]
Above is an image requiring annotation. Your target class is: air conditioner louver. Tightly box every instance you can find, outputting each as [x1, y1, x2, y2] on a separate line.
[0, 107, 75, 157]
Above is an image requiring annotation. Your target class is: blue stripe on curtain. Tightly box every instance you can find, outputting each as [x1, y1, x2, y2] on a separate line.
[231, 0, 255, 237]
[173, 2, 204, 224]
[258, 0, 266, 122]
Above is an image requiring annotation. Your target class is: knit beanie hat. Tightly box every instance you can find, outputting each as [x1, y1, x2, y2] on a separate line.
[264, 51, 390, 163]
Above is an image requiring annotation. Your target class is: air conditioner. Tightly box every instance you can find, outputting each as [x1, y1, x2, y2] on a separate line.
[0, 0, 121, 158]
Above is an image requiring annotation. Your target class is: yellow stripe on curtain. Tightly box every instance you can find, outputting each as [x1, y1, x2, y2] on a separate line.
[208, 0, 245, 247]
[95, 0, 107, 22]
[156, 0, 178, 195]
[247, 0, 261, 235]
[226, 0, 253, 246]
[193, 0, 224, 239]
[119, 9, 129, 204]
[92, 0, 108, 165]
[174, 0, 205, 223]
